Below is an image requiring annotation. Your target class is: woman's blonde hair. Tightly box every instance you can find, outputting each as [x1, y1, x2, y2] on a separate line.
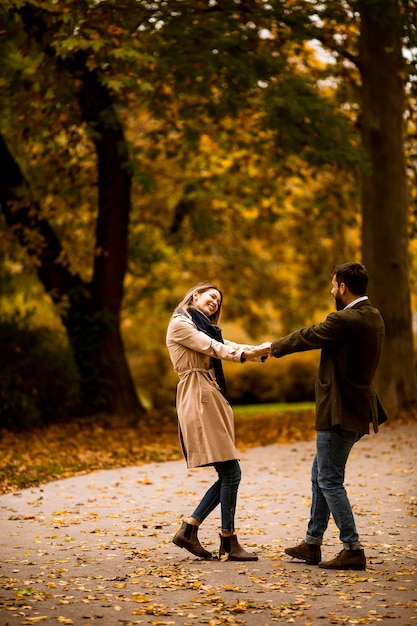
[173, 281, 223, 325]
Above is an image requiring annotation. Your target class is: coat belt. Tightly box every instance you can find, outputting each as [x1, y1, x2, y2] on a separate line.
[178, 367, 214, 379]
[177, 368, 220, 390]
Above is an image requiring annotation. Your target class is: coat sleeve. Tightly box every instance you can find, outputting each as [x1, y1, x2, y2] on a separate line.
[271, 312, 345, 357]
[168, 316, 244, 362]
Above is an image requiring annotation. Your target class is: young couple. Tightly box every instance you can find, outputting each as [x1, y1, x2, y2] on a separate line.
[165, 263, 388, 569]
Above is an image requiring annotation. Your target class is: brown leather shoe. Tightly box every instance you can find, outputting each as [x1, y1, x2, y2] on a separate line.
[285, 540, 321, 565]
[319, 549, 366, 570]
[172, 521, 213, 559]
[219, 534, 258, 561]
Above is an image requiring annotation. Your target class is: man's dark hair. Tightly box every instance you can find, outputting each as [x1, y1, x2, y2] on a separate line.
[333, 262, 368, 295]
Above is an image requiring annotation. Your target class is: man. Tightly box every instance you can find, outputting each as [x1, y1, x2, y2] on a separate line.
[271, 262, 388, 570]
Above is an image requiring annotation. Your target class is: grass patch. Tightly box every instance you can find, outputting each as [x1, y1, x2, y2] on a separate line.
[233, 402, 315, 415]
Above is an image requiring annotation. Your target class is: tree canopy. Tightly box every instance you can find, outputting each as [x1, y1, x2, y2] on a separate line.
[1, 0, 416, 421]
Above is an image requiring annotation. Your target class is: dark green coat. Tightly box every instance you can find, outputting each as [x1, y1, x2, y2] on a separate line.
[271, 300, 388, 434]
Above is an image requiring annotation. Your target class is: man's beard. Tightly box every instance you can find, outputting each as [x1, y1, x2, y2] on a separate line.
[335, 294, 344, 311]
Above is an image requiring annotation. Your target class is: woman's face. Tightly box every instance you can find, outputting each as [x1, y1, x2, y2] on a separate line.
[192, 288, 222, 318]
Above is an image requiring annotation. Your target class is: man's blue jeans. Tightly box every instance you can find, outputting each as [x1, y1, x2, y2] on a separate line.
[191, 460, 241, 532]
[306, 428, 363, 550]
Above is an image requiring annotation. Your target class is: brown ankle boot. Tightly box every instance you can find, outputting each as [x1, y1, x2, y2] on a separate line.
[319, 549, 366, 570]
[172, 521, 213, 559]
[285, 540, 321, 565]
[219, 534, 258, 561]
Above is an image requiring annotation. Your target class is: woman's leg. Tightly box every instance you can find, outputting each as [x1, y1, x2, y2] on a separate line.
[174, 460, 257, 561]
[213, 460, 258, 561]
[190, 460, 241, 529]
[216, 460, 242, 533]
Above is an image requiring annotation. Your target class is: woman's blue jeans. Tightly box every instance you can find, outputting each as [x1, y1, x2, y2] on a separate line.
[191, 460, 241, 532]
[306, 427, 363, 550]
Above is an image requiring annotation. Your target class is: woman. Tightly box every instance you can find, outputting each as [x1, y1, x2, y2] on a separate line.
[166, 282, 270, 561]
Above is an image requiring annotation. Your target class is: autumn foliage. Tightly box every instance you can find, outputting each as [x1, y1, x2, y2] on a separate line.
[0, 408, 319, 495]
[0, 0, 416, 425]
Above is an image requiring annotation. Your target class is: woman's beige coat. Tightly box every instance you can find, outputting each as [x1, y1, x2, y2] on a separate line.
[166, 311, 254, 468]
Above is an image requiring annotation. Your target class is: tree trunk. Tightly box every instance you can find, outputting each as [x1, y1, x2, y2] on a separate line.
[0, 4, 146, 420]
[359, 0, 417, 411]
[63, 287, 143, 418]
[0, 133, 145, 419]
[74, 67, 147, 419]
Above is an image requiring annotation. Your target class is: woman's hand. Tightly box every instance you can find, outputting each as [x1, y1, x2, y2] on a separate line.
[242, 342, 271, 361]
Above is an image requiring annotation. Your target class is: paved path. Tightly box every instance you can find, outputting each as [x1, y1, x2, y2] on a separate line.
[1, 422, 416, 625]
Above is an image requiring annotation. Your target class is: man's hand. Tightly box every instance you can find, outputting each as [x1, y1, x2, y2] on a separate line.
[270, 340, 284, 358]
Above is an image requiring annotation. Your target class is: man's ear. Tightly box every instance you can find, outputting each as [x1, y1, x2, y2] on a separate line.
[339, 282, 347, 295]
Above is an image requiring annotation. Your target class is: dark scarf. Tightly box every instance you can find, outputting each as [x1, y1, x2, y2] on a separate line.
[188, 307, 228, 400]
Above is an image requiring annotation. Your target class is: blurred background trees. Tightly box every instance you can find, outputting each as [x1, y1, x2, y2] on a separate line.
[0, 0, 416, 428]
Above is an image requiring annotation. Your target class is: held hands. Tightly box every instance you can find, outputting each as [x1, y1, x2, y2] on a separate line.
[243, 341, 272, 361]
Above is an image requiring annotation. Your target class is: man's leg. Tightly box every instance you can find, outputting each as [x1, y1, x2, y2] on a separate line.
[315, 428, 361, 548]
[306, 451, 331, 545]
[315, 427, 366, 570]
[285, 428, 365, 569]
[284, 440, 328, 565]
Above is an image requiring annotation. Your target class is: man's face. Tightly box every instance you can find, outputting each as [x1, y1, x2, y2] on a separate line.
[331, 274, 345, 311]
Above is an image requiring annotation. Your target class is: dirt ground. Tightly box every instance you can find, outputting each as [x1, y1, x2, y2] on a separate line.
[1, 421, 416, 625]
